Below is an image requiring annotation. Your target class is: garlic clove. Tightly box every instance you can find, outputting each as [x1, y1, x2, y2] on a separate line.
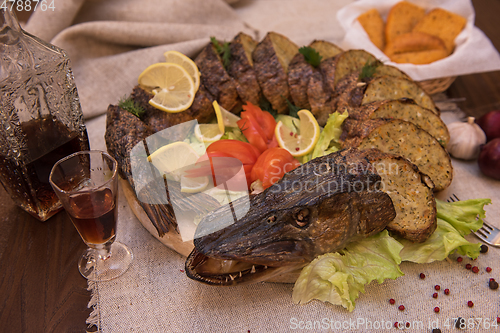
[446, 117, 486, 160]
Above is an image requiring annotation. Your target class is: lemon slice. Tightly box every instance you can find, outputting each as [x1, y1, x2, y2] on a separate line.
[215, 101, 241, 128]
[194, 124, 223, 144]
[138, 63, 195, 113]
[212, 101, 226, 134]
[180, 174, 209, 193]
[275, 110, 320, 157]
[147, 142, 208, 193]
[194, 100, 232, 143]
[163, 50, 200, 91]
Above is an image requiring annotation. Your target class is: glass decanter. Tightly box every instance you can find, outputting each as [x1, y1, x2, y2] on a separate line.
[0, 8, 90, 221]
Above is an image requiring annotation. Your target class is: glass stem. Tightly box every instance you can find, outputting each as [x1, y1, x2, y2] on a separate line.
[94, 242, 112, 260]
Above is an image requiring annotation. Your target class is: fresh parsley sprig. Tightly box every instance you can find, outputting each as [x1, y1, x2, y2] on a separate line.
[299, 46, 322, 68]
[359, 59, 380, 80]
[119, 97, 146, 118]
[211, 37, 231, 69]
[286, 98, 301, 118]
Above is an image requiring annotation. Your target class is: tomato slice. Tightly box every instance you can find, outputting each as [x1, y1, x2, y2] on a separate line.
[237, 117, 267, 152]
[185, 140, 261, 189]
[206, 139, 261, 165]
[238, 102, 278, 152]
[251, 147, 301, 189]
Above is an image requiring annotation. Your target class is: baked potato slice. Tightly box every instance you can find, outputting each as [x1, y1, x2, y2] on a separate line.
[227, 32, 262, 105]
[309, 40, 343, 60]
[333, 49, 409, 87]
[195, 41, 240, 111]
[253, 32, 299, 113]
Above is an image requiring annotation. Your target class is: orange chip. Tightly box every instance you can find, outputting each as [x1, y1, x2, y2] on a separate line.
[385, 1, 426, 44]
[389, 49, 449, 64]
[384, 32, 447, 57]
[357, 9, 385, 50]
[412, 8, 467, 53]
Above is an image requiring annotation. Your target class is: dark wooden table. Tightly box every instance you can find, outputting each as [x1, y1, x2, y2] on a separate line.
[1, 0, 499, 332]
[447, 0, 500, 116]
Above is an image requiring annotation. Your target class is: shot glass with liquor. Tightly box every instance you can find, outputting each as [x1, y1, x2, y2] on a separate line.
[49, 150, 132, 281]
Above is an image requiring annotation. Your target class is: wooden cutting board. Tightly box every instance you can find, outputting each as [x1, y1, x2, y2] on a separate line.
[120, 178, 194, 257]
[120, 178, 299, 283]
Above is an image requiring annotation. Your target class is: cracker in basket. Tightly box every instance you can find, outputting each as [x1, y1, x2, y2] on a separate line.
[384, 32, 448, 64]
[412, 8, 467, 53]
[389, 49, 449, 64]
[357, 8, 385, 50]
[384, 31, 445, 54]
[385, 1, 425, 44]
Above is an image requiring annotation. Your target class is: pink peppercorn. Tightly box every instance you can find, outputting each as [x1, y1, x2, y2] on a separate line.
[432, 292, 438, 298]
[472, 266, 479, 273]
[434, 307, 440, 313]
[466, 263, 472, 270]
[389, 298, 395, 305]
[434, 285, 441, 291]
[497, 317, 500, 324]
[467, 301, 474, 307]
[486, 267, 492, 273]
[444, 288, 450, 295]
[419, 273, 425, 279]
[394, 322, 399, 328]
[398, 305, 405, 311]
[457, 257, 463, 262]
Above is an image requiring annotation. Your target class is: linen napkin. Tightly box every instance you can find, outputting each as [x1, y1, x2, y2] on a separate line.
[25, 0, 254, 120]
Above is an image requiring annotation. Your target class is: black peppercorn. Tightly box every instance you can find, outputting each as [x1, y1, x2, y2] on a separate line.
[432, 329, 442, 333]
[455, 317, 465, 329]
[480, 244, 488, 253]
[489, 280, 499, 290]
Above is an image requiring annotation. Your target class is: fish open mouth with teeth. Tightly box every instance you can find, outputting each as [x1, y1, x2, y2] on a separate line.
[185, 148, 396, 286]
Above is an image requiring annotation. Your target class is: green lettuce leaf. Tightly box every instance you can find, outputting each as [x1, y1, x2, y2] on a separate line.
[310, 111, 348, 160]
[292, 230, 404, 312]
[399, 198, 490, 263]
[398, 218, 481, 263]
[292, 198, 491, 311]
[435, 198, 490, 235]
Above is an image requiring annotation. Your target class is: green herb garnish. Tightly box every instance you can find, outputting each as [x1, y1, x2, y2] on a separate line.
[119, 97, 146, 118]
[359, 59, 380, 80]
[259, 96, 278, 117]
[299, 46, 322, 68]
[211, 36, 231, 69]
[286, 98, 301, 118]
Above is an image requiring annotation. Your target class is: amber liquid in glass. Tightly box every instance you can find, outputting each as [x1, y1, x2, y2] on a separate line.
[68, 188, 117, 245]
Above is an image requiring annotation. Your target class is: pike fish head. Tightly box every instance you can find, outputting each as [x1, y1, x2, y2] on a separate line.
[193, 190, 395, 267]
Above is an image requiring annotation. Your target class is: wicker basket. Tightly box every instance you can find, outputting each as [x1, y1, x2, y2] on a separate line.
[418, 76, 456, 95]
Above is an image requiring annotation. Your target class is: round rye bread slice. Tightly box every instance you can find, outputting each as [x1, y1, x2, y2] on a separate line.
[360, 149, 437, 243]
[355, 119, 453, 191]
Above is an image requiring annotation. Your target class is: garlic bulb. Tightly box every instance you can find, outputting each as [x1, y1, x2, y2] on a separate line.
[446, 117, 486, 160]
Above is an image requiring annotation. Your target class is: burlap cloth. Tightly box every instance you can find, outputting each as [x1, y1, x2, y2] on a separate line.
[25, 1, 500, 332]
